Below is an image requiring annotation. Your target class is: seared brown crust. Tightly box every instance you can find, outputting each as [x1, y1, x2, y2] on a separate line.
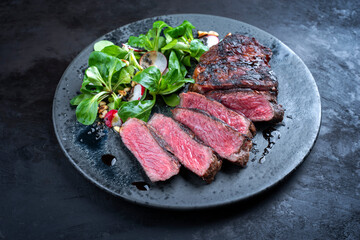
[202, 154, 222, 183]
[249, 122, 257, 137]
[191, 33, 278, 94]
[233, 137, 252, 166]
[271, 103, 285, 123]
[190, 71, 278, 94]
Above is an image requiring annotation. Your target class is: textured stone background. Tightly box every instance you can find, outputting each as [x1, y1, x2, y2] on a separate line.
[0, 0, 359, 239]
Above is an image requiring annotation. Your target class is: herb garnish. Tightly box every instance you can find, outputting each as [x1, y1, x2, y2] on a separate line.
[70, 20, 208, 125]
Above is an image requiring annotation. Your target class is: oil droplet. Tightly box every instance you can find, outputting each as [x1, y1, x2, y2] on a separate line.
[258, 126, 280, 163]
[131, 182, 150, 191]
[101, 154, 116, 166]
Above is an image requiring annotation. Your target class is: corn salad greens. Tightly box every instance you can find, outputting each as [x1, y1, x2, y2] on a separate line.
[70, 20, 208, 125]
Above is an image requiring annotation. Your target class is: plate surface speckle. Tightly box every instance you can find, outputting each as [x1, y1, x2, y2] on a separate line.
[52, 14, 321, 209]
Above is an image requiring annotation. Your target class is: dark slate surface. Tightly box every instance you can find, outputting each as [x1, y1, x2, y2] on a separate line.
[52, 14, 321, 209]
[0, 0, 359, 239]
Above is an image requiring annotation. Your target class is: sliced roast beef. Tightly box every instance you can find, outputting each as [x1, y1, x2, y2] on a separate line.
[148, 114, 222, 183]
[120, 118, 180, 182]
[179, 92, 256, 137]
[206, 88, 284, 123]
[172, 108, 251, 166]
[191, 33, 278, 94]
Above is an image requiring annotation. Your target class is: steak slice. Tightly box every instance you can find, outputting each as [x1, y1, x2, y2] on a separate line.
[206, 88, 284, 123]
[148, 114, 222, 183]
[191, 33, 278, 93]
[120, 118, 180, 182]
[172, 108, 251, 166]
[179, 92, 256, 137]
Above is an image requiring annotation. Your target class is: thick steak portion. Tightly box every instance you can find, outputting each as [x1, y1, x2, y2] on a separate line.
[120, 118, 180, 182]
[206, 88, 284, 123]
[149, 114, 222, 183]
[179, 92, 256, 137]
[191, 33, 278, 93]
[172, 108, 251, 166]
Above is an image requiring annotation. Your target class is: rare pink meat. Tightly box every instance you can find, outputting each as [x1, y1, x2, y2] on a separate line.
[206, 88, 284, 123]
[120, 118, 180, 182]
[179, 92, 256, 137]
[172, 108, 251, 166]
[149, 114, 222, 183]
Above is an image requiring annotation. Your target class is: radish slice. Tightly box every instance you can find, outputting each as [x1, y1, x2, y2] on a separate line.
[129, 84, 146, 101]
[122, 43, 145, 52]
[139, 51, 168, 73]
[201, 35, 219, 48]
[104, 110, 122, 128]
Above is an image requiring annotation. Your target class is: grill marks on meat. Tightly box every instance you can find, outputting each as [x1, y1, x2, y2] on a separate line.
[206, 88, 284, 123]
[149, 114, 222, 183]
[179, 92, 256, 137]
[120, 118, 180, 182]
[191, 34, 278, 93]
[172, 108, 251, 166]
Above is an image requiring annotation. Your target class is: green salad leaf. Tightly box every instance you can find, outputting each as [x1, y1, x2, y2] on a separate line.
[88, 51, 126, 88]
[70, 93, 92, 106]
[190, 39, 209, 61]
[118, 96, 156, 122]
[71, 20, 210, 125]
[93, 40, 114, 51]
[116, 65, 137, 86]
[72, 49, 130, 125]
[85, 66, 107, 87]
[80, 75, 103, 94]
[157, 51, 194, 95]
[166, 20, 195, 40]
[75, 92, 107, 125]
[127, 21, 169, 51]
[181, 55, 191, 67]
[161, 93, 180, 107]
[101, 44, 128, 59]
[76, 98, 99, 125]
[131, 66, 161, 94]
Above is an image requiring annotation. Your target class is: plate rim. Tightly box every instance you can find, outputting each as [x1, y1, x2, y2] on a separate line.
[52, 13, 322, 210]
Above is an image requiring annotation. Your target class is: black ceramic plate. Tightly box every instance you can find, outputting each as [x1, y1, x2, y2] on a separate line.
[53, 14, 321, 209]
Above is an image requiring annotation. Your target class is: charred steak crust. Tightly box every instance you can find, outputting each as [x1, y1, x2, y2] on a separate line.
[236, 137, 252, 166]
[148, 114, 222, 183]
[202, 154, 222, 183]
[271, 103, 285, 123]
[172, 107, 252, 165]
[191, 33, 278, 94]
